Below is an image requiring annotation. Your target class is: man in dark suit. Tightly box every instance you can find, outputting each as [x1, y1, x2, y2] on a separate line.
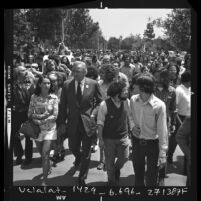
[58, 61, 102, 185]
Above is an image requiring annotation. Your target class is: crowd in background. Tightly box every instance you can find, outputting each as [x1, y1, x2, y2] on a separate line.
[12, 42, 191, 186]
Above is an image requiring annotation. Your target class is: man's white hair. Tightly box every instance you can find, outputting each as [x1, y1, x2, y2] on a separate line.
[73, 61, 88, 74]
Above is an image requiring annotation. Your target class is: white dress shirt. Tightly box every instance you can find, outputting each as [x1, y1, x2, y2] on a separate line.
[129, 94, 168, 158]
[75, 78, 85, 95]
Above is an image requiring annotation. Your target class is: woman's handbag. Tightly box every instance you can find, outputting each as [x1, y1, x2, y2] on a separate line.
[19, 120, 40, 139]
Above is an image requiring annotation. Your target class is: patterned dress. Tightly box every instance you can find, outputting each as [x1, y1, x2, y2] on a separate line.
[28, 93, 59, 141]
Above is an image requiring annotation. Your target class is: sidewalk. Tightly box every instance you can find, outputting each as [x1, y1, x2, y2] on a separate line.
[13, 137, 187, 186]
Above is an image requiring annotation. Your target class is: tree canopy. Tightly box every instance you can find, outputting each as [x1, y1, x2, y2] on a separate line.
[13, 8, 104, 51]
[13, 8, 191, 53]
[151, 9, 191, 51]
[143, 22, 155, 40]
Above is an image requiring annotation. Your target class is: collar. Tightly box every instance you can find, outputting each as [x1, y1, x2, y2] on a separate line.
[147, 94, 155, 107]
[75, 77, 86, 85]
[136, 94, 155, 107]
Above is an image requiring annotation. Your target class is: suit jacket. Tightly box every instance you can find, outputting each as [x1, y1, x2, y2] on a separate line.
[58, 77, 102, 152]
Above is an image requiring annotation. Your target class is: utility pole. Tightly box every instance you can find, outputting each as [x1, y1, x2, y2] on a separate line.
[61, 9, 69, 43]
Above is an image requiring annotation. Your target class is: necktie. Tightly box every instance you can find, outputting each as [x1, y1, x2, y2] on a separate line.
[77, 81, 82, 104]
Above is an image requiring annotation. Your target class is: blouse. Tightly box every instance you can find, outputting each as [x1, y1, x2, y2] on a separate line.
[28, 93, 59, 135]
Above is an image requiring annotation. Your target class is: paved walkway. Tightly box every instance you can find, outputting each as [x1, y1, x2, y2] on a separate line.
[13, 137, 187, 186]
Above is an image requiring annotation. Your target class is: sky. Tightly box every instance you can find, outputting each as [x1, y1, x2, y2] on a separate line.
[89, 9, 172, 39]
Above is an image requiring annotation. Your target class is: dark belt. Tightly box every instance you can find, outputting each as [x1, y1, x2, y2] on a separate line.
[132, 135, 159, 146]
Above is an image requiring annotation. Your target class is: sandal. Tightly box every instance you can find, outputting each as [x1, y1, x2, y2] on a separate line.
[97, 162, 105, 170]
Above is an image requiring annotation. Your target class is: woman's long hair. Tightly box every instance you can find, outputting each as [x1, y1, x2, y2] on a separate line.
[61, 55, 70, 67]
[158, 69, 170, 90]
[100, 64, 117, 83]
[167, 63, 180, 77]
[34, 74, 53, 96]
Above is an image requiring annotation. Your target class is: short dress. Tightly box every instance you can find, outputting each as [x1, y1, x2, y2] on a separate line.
[28, 93, 59, 142]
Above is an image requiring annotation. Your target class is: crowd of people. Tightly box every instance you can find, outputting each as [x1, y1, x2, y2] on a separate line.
[12, 42, 191, 186]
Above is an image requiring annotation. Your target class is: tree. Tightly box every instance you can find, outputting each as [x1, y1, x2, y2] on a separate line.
[119, 34, 143, 51]
[152, 9, 191, 51]
[153, 37, 174, 51]
[64, 9, 100, 49]
[26, 9, 63, 47]
[131, 34, 143, 50]
[107, 37, 120, 50]
[120, 35, 135, 50]
[143, 22, 155, 40]
[14, 8, 103, 51]
[13, 9, 36, 52]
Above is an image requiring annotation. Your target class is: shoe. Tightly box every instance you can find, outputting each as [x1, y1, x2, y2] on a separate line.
[73, 156, 81, 168]
[97, 162, 105, 170]
[51, 154, 59, 163]
[115, 168, 120, 182]
[15, 157, 22, 165]
[22, 159, 32, 166]
[78, 178, 86, 186]
[91, 145, 98, 153]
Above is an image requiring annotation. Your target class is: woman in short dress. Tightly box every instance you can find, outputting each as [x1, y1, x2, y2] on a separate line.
[28, 74, 58, 186]
[48, 72, 66, 163]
